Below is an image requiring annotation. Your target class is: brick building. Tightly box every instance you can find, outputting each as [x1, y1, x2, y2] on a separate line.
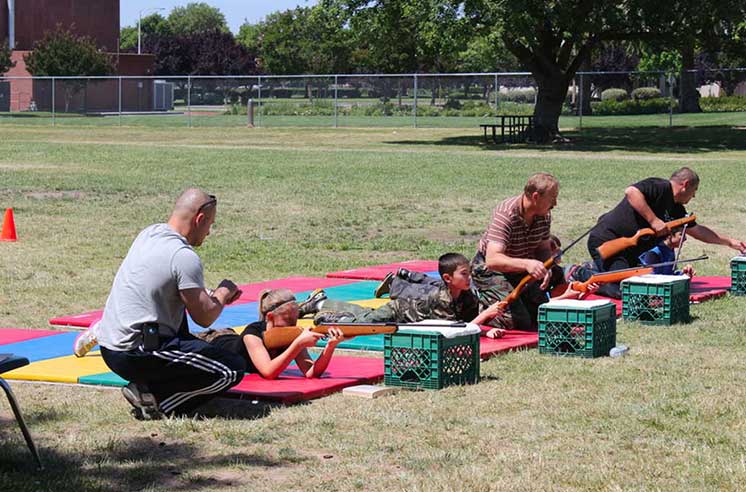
[1, 0, 156, 112]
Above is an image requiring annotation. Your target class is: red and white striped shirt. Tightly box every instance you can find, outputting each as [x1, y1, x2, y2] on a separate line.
[478, 195, 551, 259]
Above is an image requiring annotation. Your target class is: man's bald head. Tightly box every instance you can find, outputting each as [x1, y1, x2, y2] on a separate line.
[168, 188, 217, 246]
[172, 188, 215, 220]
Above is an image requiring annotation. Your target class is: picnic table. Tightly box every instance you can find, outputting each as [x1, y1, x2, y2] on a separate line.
[480, 115, 534, 144]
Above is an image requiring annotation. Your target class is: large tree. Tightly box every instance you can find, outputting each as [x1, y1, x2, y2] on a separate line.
[150, 30, 255, 76]
[120, 13, 172, 52]
[637, 0, 746, 112]
[254, 5, 353, 75]
[330, 0, 469, 74]
[0, 41, 15, 75]
[168, 2, 229, 36]
[24, 27, 114, 112]
[462, 0, 648, 142]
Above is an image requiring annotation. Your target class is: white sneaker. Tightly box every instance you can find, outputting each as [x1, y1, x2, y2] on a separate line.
[73, 326, 98, 358]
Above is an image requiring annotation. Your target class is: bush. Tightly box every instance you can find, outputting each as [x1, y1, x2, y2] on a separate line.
[500, 88, 536, 103]
[631, 87, 662, 101]
[592, 97, 673, 115]
[443, 97, 462, 110]
[700, 96, 746, 112]
[601, 88, 628, 102]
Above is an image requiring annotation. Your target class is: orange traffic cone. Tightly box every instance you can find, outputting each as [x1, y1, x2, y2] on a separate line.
[1, 208, 17, 241]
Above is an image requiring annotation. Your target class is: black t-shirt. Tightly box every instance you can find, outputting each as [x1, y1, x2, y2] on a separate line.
[591, 177, 695, 247]
[208, 321, 280, 374]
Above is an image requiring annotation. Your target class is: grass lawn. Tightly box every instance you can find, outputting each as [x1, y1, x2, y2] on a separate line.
[1, 123, 746, 491]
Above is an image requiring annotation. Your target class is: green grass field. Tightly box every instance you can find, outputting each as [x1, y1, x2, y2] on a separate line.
[2, 109, 745, 129]
[1, 121, 746, 491]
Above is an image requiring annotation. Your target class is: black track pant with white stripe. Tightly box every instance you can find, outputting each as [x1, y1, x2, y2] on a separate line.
[101, 333, 246, 416]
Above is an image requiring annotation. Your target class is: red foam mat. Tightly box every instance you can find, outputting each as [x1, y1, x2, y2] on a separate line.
[479, 329, 538, 359]
[326, 260, 439, 280]
[0, 328, 63, 345]
[228, 356, 384, 403]
[235, 276, 357, 303]
[49, 276, 359, 327]
[48, 310, 103, 328]
[689, 276, 730, 302]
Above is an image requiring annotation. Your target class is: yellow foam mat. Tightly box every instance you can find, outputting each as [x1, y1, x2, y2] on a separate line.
[229, 298, 390, 331]
[4, 352, 111, 383]
[351, 298, 389, 309]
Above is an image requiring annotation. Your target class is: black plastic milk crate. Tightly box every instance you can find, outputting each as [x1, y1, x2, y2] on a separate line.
[538, 300, 616, 358]
[383, 330, 480, 390]
[621, 274, 690, 325]
[731, 256, 746, 296]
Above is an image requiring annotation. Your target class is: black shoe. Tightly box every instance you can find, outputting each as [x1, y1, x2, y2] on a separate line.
[374, 272, 395, 298]
[567, 262, 595, 283]
[314, 310, 356, 324]
[298, 289, 327, 318]
[122, 383, 162, 420]
[396, 268, 412, 281]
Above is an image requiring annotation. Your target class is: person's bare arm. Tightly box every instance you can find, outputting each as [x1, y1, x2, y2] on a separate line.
[625, 186, 666, 234]
[484, 241, 548, 279]
[688, 224, 746, 253]
[180, 280, 241, 327]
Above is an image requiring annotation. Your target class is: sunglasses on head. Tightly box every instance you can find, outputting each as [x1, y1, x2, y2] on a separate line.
[197, 194, 217, 213]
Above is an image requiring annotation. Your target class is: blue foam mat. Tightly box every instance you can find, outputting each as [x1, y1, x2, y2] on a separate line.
[0, 332, 79, 362]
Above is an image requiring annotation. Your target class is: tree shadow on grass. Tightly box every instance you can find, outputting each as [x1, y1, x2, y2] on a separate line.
[0, 432, 299, 492]
[386, 125, 746, 154]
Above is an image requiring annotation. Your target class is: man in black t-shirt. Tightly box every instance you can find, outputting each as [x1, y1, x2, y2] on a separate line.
[586, 167, 746, 298]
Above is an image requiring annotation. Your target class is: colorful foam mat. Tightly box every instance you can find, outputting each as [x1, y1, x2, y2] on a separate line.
[0, 328, 62, 344]
[49, 277, 377, 330]
[326, 260, 439, 280]
[227, 356, 384, 403]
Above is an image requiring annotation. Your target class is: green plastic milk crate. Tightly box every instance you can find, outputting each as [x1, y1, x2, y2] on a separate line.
[538, 300, 616, 358]
[731, 256, 746, 296]
[621, 274, 690, 325]
[384, 329, 480, 390]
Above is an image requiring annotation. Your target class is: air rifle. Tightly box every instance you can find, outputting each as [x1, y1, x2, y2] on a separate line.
[569, 254, 709, 293]
[495, 225, 595, 312]
[596, 214, 696, 260]
[263, 322, 467, 350]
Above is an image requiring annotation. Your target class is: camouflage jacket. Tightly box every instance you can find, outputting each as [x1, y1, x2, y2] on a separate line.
[389, 283, 480, 324]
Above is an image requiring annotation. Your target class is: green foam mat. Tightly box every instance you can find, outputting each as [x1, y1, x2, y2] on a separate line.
[320, 281, 379, 302]
[79, 371, 128, 387]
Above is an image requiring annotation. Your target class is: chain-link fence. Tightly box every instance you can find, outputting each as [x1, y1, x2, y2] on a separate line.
[1, 69, 745, 130]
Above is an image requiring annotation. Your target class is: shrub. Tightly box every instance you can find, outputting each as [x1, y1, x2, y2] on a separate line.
[601, 88, 628, 102]
[592, 97, 673, 115]
[443, 97, 462, 110]
[700, 96, 746, 112]
[631, 87, 662, 100]
[500, 88, 536, 103]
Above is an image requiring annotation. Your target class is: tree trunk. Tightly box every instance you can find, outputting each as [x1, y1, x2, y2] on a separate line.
[678, 43, 701, 113]
[579, 57, 592, 116]
[532, 76, 570, 143]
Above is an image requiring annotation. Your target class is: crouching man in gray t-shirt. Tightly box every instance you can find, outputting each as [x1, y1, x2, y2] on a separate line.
[97, 188, 246, 419]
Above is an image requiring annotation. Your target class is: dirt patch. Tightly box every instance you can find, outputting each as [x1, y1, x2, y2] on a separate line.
[24, 190, 87, 200]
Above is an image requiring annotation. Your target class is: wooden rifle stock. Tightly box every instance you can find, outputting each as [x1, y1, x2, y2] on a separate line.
[495, 225, 594, 312]
[569, 254, 708, 293]
[570, 266, 653, 293]
[596, 214, 696, 260]
[263, 323, 399, 350]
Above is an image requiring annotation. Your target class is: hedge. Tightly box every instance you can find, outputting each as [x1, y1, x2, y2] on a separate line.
[699, 96, 746, 112]
[592, 97, 673, 115]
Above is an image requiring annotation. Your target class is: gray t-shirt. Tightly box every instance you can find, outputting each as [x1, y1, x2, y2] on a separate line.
[97, 223, 205, 351]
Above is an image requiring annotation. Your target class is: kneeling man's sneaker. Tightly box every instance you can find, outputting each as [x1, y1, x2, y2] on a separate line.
[73, 328, 98, 358]
[122, 383, 162, 420]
